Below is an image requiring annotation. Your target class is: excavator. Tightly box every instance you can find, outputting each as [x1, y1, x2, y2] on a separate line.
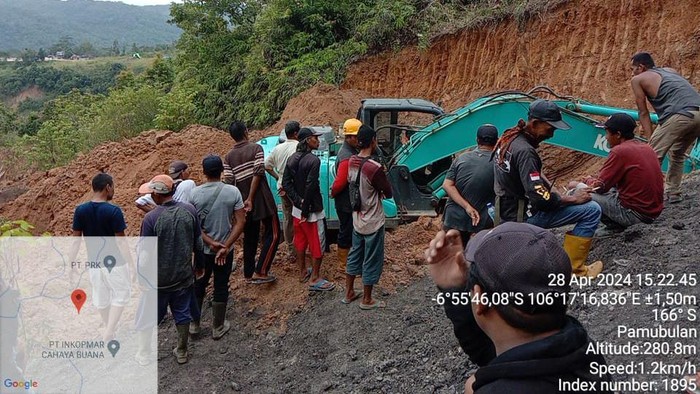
[258, 86, 700, 235]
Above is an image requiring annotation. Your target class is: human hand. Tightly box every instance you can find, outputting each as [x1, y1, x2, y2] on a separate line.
[425, 230, 468, 289]
[571, 187, 593, 204]
[464, 205, 480, 227]
[215, 246, 229, 265]
[244, 199, 253, 212]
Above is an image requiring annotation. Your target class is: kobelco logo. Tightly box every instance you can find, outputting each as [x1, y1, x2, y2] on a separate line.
[593, 134, 611, 153]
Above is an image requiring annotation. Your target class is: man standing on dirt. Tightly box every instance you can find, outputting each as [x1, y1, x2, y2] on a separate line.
[493, 99, 603, 278]
[72, 172, 131, 342]
[190, 155, 247, 339]
[224, 121, 280, 283]
[442, 124, 498, 246]
[573, 113, 664, 235]
[135, 160, 197, 213]
[283, 127, 335, 291]
[331, 118, 362, 272]
[265, 121, 300, 260]
[630, 52, 700, 203]
[426, 223, 611, 393]
[138, 174, 200, 364]
[342, 125, 392, 309]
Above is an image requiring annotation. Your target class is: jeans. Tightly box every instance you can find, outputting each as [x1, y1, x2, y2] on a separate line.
[158, 287, 193, 325]
[527, 201, 601, 237]
[346, 227, 385, 286]
[591, 190, 642, 228]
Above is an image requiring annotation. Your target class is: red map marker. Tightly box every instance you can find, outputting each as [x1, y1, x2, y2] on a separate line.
[71, 289, 87, 314]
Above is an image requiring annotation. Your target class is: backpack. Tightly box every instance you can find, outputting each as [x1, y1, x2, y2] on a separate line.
[349, 157, 370, 212]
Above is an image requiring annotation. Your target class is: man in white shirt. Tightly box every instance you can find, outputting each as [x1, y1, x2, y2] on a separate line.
[265, 121, 300, 259]
[136, 160, 196, 213]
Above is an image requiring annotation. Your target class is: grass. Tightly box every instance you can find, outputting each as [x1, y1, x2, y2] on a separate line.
[48, 55, 157, 73]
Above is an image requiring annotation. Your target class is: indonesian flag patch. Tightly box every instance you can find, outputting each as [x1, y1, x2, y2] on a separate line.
[529, 172, 541, 181]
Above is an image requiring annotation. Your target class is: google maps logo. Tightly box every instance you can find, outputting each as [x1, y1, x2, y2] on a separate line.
[3, 379, 38, 390]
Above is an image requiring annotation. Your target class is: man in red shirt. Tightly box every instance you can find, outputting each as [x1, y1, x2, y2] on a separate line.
[579, 113, 664, 234]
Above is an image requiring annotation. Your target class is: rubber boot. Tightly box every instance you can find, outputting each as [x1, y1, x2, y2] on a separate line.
[190, 290, 204, 335]
[337, 247, 349, 271]
[563, 233, 604, 278]
[134, 329, 153, 366]
[172, 324, 189, 364]
[211, 302, 231, 340]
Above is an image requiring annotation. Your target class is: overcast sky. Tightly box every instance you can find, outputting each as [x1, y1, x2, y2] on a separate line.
[95, 0, 182, 5]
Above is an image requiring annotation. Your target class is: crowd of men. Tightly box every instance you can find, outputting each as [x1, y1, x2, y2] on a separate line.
[70, 51, 699, 390]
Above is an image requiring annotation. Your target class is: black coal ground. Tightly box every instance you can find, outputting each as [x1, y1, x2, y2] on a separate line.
[158, 172, 699, 393]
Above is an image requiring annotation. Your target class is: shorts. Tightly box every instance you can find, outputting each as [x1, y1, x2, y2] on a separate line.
[88, 265, 131, 309]
[293, 217, 326, 259]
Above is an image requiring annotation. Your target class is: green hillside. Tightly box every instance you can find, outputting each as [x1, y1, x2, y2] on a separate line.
[0, 0, 181, 51]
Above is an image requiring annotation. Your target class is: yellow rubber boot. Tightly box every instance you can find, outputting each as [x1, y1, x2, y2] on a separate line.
[337, 247, 349, 272]
[563, 233, 603, 278]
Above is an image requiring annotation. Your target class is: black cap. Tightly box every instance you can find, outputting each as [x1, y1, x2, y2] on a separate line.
[298, 127, 324, 142]
[202, 155, 224, 175]
[168, 160, 188, 179]
[528, 99, 571, 130]
[465, 222, 572, 314]
[476, 124, 498, 145]
[357, 125, 376, 149]
[595, 113, 637, 135]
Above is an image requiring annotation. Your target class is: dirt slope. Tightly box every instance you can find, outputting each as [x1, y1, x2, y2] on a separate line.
[343, 0, 700, 109]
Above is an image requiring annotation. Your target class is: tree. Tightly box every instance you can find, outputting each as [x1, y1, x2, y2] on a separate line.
[37, 48, 47, 61]
[111, 39, 121, 56]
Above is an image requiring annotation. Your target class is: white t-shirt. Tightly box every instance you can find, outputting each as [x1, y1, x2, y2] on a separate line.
[265, 140, 299, 192]
[135, 179, 196, 206]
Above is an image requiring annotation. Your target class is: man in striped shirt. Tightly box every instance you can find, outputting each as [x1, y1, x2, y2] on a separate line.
[223, 121, 280, 284]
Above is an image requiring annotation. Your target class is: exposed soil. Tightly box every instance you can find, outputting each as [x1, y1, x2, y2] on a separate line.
[6, 85, 44, 109]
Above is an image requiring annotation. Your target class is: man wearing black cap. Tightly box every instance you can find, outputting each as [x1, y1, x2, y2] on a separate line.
[493, 99, 603, 278]
[426, 223, 611, 393]
[283, 127, 335, 291]
[577, 113, 664, 234]
[442, 124, 498, 246]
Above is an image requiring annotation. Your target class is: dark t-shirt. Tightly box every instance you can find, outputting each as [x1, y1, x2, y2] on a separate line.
[72, 201, 127, 236]
[140, 201, 200, 290]
[443, 148, 495, 232]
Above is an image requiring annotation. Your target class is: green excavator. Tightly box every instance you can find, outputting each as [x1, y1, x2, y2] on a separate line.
[258, 86, 700, 236]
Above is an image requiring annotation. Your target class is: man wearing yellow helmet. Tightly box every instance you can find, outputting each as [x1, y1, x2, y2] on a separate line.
[330, 118, 362, 271]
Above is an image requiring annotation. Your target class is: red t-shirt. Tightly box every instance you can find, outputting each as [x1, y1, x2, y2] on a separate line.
[597, 140, 664, 218]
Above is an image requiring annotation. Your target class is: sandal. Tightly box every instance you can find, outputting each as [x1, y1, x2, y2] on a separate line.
[308, 279, 335, 292]
[341, 292, 363, 304]
[359, 300, 386, 310]
[299, 267, 312, 283]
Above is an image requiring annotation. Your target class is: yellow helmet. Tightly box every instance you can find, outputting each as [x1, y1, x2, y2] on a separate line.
[343, 118, 362, 136]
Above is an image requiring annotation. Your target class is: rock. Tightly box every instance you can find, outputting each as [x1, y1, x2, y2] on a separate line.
[230, 382, 241, 391]
[672, 223, 685, 230]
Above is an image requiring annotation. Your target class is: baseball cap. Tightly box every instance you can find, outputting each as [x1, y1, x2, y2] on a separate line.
[357, 125, 376, 149]
[342, 118, 362, 136]
[476, 124, 499, 145]
[138, 174, 174, 195]
[298, 127, 324, 142]
[594, 113, 637, 135]
[465, 222, 572, 314]
[528, 99, 571, 130]
[202, 155, 224, 175]
[168, 160, 188, 179]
